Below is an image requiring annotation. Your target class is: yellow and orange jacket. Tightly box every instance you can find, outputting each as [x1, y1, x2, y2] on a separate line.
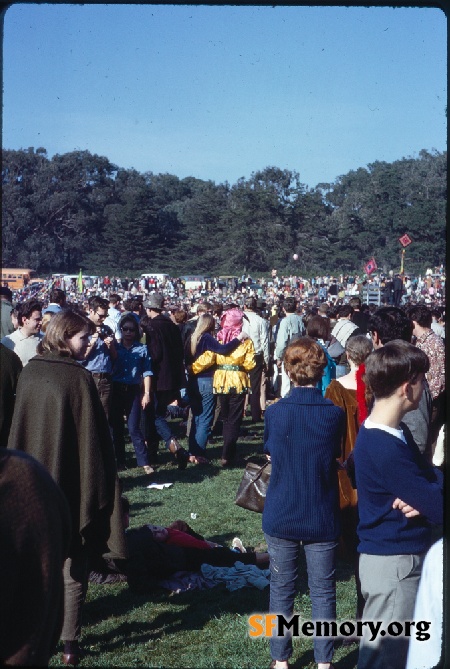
[191, 339, 256, 394]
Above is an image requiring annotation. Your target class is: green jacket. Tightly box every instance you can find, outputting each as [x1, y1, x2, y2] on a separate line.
[8, 353, 127, 560]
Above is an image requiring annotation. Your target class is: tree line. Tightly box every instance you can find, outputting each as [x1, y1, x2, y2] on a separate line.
[2, 147, 446, 277]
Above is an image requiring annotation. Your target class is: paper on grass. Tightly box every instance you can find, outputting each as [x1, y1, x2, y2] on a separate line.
[147, 482, 173, 489]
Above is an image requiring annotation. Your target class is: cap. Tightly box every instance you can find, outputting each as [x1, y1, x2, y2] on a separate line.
[144, 293, 165, 310]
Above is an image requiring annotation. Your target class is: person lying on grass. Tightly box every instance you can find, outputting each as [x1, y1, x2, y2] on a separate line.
[89, 497, 269, 592]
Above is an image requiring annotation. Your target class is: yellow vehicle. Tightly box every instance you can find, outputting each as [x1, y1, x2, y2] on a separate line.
[1, 268, 38, 290]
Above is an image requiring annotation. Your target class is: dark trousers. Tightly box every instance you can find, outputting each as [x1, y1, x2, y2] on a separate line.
[92, 374, 112, 422]
[430, 390, 446, 448]
[248, 353, 264, 422]
[61, 550, 88, 641]
[111, 383, 149, 467]
[393, 290, 402, 307]
[219, 394, 246, 461]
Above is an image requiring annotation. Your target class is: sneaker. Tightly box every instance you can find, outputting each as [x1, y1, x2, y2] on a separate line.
[231, 537, 247, 553]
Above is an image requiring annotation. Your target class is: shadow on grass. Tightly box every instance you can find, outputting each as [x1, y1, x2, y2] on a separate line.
[82, 580, 358, 667]
[82, 582, 272, 654]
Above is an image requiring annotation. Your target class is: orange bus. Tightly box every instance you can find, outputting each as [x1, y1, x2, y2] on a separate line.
[1, 268, 37, 290]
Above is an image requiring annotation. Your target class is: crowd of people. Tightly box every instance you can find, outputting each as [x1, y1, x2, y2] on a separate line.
[0, 269, 445, 668]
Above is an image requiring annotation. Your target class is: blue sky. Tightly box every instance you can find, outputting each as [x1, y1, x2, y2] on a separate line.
[3, 4, 447, 189]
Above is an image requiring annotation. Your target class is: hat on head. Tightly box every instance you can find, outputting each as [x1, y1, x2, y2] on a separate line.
[145, 293, 165, 310]
[0, 286, 13, 301]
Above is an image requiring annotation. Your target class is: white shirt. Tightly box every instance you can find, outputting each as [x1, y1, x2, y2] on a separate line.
[1, 328, 43, 366]
[331, 318, 359, 347]
[364, 417, 407, 443]
[406, 539, 443, 669]
[430, 321, 445, 339]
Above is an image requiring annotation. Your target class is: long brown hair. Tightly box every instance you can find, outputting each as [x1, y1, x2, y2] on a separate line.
[37, 309, 95, 357]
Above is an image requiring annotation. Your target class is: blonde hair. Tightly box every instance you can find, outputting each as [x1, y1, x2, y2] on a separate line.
[40, 311, 55, 333]
[191, 314, 215, 356]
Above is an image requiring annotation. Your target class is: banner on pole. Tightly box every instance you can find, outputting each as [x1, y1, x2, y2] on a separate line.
[399, 233, 412, 247]
[364, 258, 377, 275]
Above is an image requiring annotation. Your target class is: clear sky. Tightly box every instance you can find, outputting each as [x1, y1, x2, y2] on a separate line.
[3, 4, 447, 189]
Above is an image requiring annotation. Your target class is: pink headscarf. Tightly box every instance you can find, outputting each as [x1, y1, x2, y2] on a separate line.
[217, 308, 243, 344]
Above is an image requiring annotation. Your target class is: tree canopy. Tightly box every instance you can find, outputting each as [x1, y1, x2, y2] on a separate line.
[2, 147, 446, 276]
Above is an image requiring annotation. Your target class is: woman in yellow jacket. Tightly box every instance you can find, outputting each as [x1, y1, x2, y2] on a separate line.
[192, 308, 255, 466]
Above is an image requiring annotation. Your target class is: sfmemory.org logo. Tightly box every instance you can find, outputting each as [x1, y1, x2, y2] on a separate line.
[248, 615, 431, 642]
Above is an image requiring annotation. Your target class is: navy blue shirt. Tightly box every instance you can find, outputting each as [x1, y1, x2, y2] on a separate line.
[354, 423, 443, 555]
[262, 387, 344, 542]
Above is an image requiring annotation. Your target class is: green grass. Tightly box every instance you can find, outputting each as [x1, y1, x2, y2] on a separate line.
[50, 416, 359, 668]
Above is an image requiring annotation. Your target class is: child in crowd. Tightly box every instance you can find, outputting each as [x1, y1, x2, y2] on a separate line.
[354, 340, 443, 669]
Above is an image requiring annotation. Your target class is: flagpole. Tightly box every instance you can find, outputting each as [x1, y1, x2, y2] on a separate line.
[400, 249, 405, 274]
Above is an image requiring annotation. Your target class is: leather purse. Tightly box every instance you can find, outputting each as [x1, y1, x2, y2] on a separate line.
[235, 460, 271, 513]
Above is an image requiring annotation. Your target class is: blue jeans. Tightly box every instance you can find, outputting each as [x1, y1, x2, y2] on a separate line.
[188, 376, 216, 455]
[264, 534, 337, 664]
[144, 391, 178, 451]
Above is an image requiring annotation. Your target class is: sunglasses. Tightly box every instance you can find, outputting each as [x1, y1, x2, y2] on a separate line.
[121, 327, 136, 332]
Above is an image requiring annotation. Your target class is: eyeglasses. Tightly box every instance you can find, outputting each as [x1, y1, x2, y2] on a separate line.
[121, 327, 136, 332]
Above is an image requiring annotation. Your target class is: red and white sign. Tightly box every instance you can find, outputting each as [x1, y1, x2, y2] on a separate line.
[399, 233, 412, 247]
[364, 258, 377, 275]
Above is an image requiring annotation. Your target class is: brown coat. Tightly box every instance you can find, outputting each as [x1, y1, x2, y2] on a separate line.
[325, 379, 360, 560]
[0, 449, 71, 665]
[7, 353, 127, 560]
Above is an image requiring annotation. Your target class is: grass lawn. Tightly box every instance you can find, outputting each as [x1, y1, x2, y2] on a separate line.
[50, 415, 360, 668]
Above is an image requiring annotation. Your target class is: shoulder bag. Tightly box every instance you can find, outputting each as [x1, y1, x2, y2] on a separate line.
[235, 460, 271, 513]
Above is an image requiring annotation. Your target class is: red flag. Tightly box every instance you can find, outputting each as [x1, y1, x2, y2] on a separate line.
[364, 258, 377, 275]
[399, 233, 412, 247]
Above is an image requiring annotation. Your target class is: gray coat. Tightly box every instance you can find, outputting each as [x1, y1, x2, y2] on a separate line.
[0, 299, 14, 339]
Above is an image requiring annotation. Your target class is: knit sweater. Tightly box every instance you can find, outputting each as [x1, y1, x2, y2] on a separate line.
[262, 387, 344, 542]
[354, 424, 443, 556]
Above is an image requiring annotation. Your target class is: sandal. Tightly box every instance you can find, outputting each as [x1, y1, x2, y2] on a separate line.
[142, 465, 155, 475]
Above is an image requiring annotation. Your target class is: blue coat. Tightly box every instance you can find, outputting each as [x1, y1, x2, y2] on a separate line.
[262, 387, 344, 542]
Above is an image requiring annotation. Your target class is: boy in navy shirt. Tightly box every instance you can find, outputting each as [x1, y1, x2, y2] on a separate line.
[354, 340, 443, 669]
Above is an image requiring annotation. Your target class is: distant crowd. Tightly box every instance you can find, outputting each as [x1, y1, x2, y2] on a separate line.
[8, 268, 447, 315]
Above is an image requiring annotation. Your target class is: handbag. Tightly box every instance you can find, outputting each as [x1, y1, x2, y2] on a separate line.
[235, 460, 271, 513]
